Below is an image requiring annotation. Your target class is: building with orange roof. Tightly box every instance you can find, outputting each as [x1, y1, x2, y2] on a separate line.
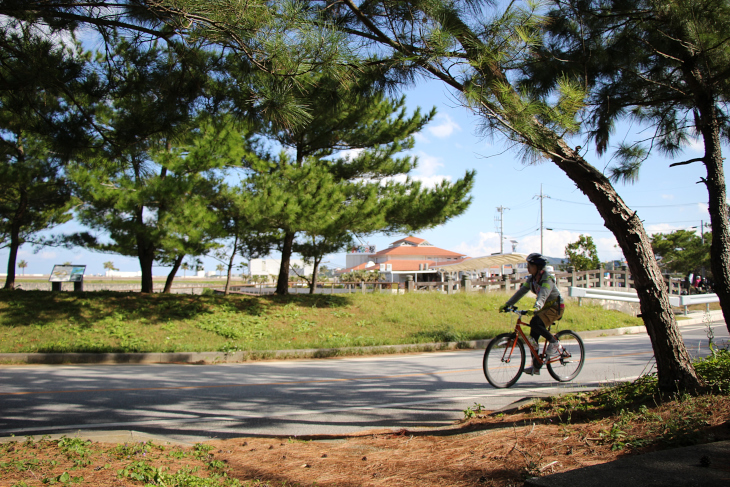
[340, 236, 469, 283]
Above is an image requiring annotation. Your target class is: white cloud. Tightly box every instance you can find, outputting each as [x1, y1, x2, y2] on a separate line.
[645, 223, 684, 235]
[413, 132, 429, 144]
[685, 138, 704, 153]
[381, 173, 451, 189]
[413, 175, 451, 187]
[37, 251, 58, 260]
[427, 114, 461, 138]
[595, 236, 621, 260]
[454, 232, 503, 257]
[415, 152, 444, 177]
[697, 202, 709, 215]
[338, 148, 364, 160]
[661, 194, 675, 200]
[517, 231, 580, 259]
[510, 230, 622, 261]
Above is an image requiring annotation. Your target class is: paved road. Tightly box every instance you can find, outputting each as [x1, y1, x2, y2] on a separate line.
[1, 322, 727, 443]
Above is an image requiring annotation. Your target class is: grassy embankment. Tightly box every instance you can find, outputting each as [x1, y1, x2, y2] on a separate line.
[0, 290, 642, 355]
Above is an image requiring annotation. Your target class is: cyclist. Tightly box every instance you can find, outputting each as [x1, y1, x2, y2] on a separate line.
[500, 253, 564, 375]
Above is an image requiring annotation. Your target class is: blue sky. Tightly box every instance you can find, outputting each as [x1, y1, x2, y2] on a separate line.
[2, 76, 719, 277]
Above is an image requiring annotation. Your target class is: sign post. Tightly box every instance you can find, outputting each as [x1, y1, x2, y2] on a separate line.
[49, 265, 86, 292]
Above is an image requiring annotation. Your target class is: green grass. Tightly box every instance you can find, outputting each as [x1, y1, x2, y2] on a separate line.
[0, 290, 642, 354]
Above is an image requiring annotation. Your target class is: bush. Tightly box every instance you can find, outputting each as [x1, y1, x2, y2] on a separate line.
[694, 348, 730, 394]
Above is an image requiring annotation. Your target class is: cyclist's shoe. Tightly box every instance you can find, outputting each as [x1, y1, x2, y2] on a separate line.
[523, 366, 541, 376]
[547, 341, 561, 358]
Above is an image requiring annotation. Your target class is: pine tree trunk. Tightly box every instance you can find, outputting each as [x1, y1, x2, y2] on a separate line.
[695, 101, 730, 334]
[309, 256, 322, 294]
[138, 239, 155, 294]
[551, 142, 702, 392]
[3, 184, 27, 290]
[276, 231, 295, 295]
[163, 255, 185, 293]
[225, 235, 239, 296]
[2, 223, 20, 290]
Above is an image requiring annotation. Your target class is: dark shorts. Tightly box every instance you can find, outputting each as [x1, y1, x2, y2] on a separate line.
[537, 304, 564, 328]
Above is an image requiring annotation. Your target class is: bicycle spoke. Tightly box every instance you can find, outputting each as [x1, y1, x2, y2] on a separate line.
[483, 333, 525, 388]
[546, 330, 585, 382]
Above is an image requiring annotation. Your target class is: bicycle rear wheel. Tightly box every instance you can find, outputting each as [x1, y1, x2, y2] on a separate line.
[483, 333, 525, 388]
[546, 330, 585, 382]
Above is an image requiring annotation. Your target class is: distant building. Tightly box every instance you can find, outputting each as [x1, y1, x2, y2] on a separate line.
[249, 258, 314, 278]
[105, 270, 142, 278]
[340, 236, 468, 283]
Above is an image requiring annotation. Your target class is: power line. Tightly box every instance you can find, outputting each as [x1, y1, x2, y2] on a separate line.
[549, 197, 707, 208]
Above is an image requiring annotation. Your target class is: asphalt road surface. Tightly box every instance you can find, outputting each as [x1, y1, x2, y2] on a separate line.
[1, 321, 727, 443]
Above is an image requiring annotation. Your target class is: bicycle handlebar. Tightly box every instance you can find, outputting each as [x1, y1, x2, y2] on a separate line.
[500, 306, 530, 316]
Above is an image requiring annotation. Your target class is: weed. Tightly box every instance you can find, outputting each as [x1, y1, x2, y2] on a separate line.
[110, 440, 162, 459]
[694, 348, 730, 393]
[41, 471, 84, 484]
[117, 461, 165, 483]
[463, 402, 486, 419]
[193, 443, 215, 460]
[293, 320, 316, 332]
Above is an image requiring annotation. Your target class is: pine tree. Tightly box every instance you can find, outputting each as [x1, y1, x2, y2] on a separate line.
[69, 38, 241, 293]
[524, 0, 730, 334]
[243, 69, 474, 295]
[0, 24, 84, 290]
[326, 0, 702, 392]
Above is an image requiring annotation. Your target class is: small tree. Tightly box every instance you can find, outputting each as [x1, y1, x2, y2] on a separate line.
[181, 262, 190, 278]
[651, 230, 711, 277]
[17, 260, 27, 276]
[103, 261, 118, 280]
[216, 264, 224, 276]
[565, 235, 601, 271]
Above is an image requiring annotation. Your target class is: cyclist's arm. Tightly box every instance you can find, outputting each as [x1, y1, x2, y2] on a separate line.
[504, 279, 530, 308]
[533, 277, 559, 311]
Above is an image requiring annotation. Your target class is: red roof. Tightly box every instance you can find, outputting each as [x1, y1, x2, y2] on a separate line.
[373, 246, 465, 258]
[339, 257, 470, 273]
[391, 236, 427, 246]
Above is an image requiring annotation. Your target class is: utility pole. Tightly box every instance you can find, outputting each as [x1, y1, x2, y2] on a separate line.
[496, 206, 509, 253]
[534, 185, 549, 255]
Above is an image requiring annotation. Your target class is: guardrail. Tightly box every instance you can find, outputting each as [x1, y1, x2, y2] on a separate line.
[570, 286, 718, 316]
[569, 287, 641, 304]
[668, 293, 719, 315]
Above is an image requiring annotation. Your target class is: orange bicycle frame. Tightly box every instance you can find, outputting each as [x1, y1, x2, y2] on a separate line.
[502, 314, 560, 367]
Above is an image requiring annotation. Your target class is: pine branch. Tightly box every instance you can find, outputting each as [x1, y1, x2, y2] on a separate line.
[669, 158, 705, 167]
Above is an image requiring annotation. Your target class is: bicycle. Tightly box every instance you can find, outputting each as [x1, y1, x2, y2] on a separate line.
[483, 306, 586, 388]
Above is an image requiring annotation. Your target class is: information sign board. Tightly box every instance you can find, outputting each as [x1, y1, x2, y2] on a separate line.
[49, 265, 86, 282]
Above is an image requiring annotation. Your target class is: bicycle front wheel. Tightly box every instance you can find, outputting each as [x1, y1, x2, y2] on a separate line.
[546, 330, 585, 382]
[483, 333, 525, 388]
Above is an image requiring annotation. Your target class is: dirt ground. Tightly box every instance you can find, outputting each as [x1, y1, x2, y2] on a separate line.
[2, 393, 729, 487]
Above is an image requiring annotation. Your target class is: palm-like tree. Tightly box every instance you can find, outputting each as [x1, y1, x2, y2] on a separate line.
[17, 260, 27, 275]
[181, 262, 190, 278]
[216, 264, 225, 276]
[103, 261, 118, 280]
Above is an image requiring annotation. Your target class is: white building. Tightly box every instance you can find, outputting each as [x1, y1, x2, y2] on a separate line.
[249, 258, 314, 278]
[105, 270, 142, 278]
[340, 236, 469, 283]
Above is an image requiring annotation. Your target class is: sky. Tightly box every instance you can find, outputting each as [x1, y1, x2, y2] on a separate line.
[2, 56, 721, 277]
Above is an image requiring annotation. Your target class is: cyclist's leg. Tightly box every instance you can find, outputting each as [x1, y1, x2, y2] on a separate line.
[527, 315, 553, 370]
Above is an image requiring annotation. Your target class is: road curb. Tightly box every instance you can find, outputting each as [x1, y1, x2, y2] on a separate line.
[0, 311, 722, 366]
